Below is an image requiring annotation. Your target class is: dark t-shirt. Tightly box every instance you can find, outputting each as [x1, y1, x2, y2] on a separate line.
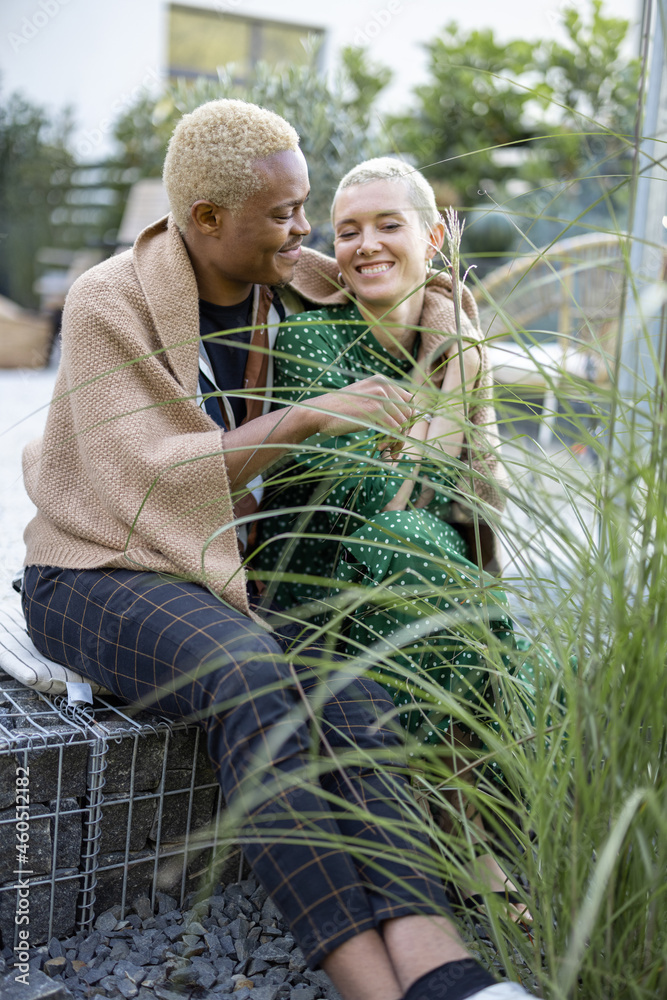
[199, 292, 254, 428]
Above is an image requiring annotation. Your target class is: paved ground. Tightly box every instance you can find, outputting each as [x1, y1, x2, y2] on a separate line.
[0, 363, 58, 611]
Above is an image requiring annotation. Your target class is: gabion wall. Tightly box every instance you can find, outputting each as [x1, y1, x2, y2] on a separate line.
[0, 670, 227, 948]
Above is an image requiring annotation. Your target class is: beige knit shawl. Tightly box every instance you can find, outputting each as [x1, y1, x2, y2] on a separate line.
[23, 215, 257, 616]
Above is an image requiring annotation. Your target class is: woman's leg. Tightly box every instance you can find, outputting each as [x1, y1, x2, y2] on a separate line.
[436, 727, 532, 924]
[320, 917, 468, 1000]
[336, 511, 535, 927]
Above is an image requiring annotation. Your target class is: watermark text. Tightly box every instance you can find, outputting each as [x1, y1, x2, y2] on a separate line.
[8, 0, 73, 55]
[14, 764, 31, 985]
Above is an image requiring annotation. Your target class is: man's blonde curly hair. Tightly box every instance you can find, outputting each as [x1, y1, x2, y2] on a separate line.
[163, 99, 300, 233]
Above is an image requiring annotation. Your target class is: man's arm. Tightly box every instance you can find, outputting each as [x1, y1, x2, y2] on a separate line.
[221, 375, 415, 488]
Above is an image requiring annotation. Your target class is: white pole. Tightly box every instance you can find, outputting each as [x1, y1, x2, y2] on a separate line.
[616, 0, 667, 436]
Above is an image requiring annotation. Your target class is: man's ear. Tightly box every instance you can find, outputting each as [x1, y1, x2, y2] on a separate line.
[189, 200, 224, 237]
[426, 219, 446, 261]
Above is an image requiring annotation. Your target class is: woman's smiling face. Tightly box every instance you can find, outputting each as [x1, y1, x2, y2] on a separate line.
[333, 179, 441, 314]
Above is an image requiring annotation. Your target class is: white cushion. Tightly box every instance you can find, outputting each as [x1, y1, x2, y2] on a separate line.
[0, 597, 111, 696]
[487, 340, 596, 388]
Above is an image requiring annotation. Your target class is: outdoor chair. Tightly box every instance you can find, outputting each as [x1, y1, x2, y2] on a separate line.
[473, 233, 625, 450]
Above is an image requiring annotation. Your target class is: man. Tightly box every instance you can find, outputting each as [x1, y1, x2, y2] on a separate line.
[21, 99, 536, 1000]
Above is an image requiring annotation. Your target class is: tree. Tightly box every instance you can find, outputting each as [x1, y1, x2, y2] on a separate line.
[0, 89, 76, 308]
[533, 0, 639, 192]
[518, 0, 640, 252]
[385, 24, 542, 202]
[385, 1, 638, 199]
[384, 0, 639, 268]
[111, 45, 393, 245]
[541, 0, 638, 134]
[340, 45, 393, 121]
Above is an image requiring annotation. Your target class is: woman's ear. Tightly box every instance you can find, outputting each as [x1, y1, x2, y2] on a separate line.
[426, 218, 446, 261]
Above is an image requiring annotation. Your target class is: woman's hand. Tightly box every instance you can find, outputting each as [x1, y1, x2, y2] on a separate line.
[380, 344, 482, 513]
[381, 410, 431, 513]
[309, 375, 415, 456]
[456, 341, 482, 386]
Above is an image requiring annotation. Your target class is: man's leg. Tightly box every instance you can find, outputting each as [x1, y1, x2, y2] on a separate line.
[288, 657, 450, 925]
[23, 567, 536, 999]
[21, 569, 448, 960]
[22, 567, 382, 947]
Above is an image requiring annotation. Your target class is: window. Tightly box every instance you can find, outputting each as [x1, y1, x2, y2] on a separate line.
[168, 4, 325, 81]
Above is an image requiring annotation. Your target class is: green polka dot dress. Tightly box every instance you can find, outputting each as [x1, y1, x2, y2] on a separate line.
[254, 302, 545, 747]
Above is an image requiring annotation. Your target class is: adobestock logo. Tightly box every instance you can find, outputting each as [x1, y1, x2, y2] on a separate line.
[8, 0, 73, 54]
[353, 0, 404, 47]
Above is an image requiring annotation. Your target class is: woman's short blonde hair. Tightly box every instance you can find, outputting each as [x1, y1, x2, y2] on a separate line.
[332, 157, 440, 233]
[163, 99, 300, 233]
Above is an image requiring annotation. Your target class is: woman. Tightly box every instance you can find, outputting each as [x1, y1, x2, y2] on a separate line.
[252, 158, 552, 922]
[255, 158, 539, 741]
[252, 159, 550, 922]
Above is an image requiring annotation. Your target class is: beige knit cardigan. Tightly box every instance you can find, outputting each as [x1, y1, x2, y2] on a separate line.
[23, 216, 505, 621]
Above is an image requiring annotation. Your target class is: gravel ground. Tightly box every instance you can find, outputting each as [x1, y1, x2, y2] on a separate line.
[0, 877, 537, 1000]
[0, 875, 342, 999]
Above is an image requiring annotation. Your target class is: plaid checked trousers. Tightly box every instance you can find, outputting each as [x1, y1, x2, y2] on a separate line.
[23, 566, 451, 968]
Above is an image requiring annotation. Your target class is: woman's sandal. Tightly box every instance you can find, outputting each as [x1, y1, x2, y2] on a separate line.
[452, 885, 534, 938]
[461, 890, 526, 913]
[460, 844, 534, 930]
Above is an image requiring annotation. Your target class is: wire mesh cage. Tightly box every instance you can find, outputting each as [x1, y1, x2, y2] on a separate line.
[0, 664, 229, 948]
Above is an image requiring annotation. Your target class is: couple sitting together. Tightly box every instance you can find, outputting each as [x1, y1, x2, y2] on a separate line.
[21, 98, 544, 1000]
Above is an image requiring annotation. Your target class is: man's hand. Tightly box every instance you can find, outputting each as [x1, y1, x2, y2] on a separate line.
[309, 375, 415, 456]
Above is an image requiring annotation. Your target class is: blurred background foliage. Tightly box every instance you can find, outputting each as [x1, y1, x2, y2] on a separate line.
[0, 0, 639, 306]
[388, 0, 637, 194]
[0, 92, 76, 306]
[385, 0, 638, 271]
[112, 40, 393, 244]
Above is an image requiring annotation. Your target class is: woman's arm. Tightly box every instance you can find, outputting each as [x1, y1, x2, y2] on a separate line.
[380, 414, 429, 512]
[414, 341, 481, 509]
[381, 340, 481, 513]
[427, 340, 481, 454]
[270, 314, 413, 515]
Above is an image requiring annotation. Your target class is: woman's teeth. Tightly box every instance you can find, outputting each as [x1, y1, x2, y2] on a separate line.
[359, 263, 392, 274]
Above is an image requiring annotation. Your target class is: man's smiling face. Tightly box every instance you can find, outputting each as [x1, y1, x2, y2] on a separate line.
[188, 148, 311, 302]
